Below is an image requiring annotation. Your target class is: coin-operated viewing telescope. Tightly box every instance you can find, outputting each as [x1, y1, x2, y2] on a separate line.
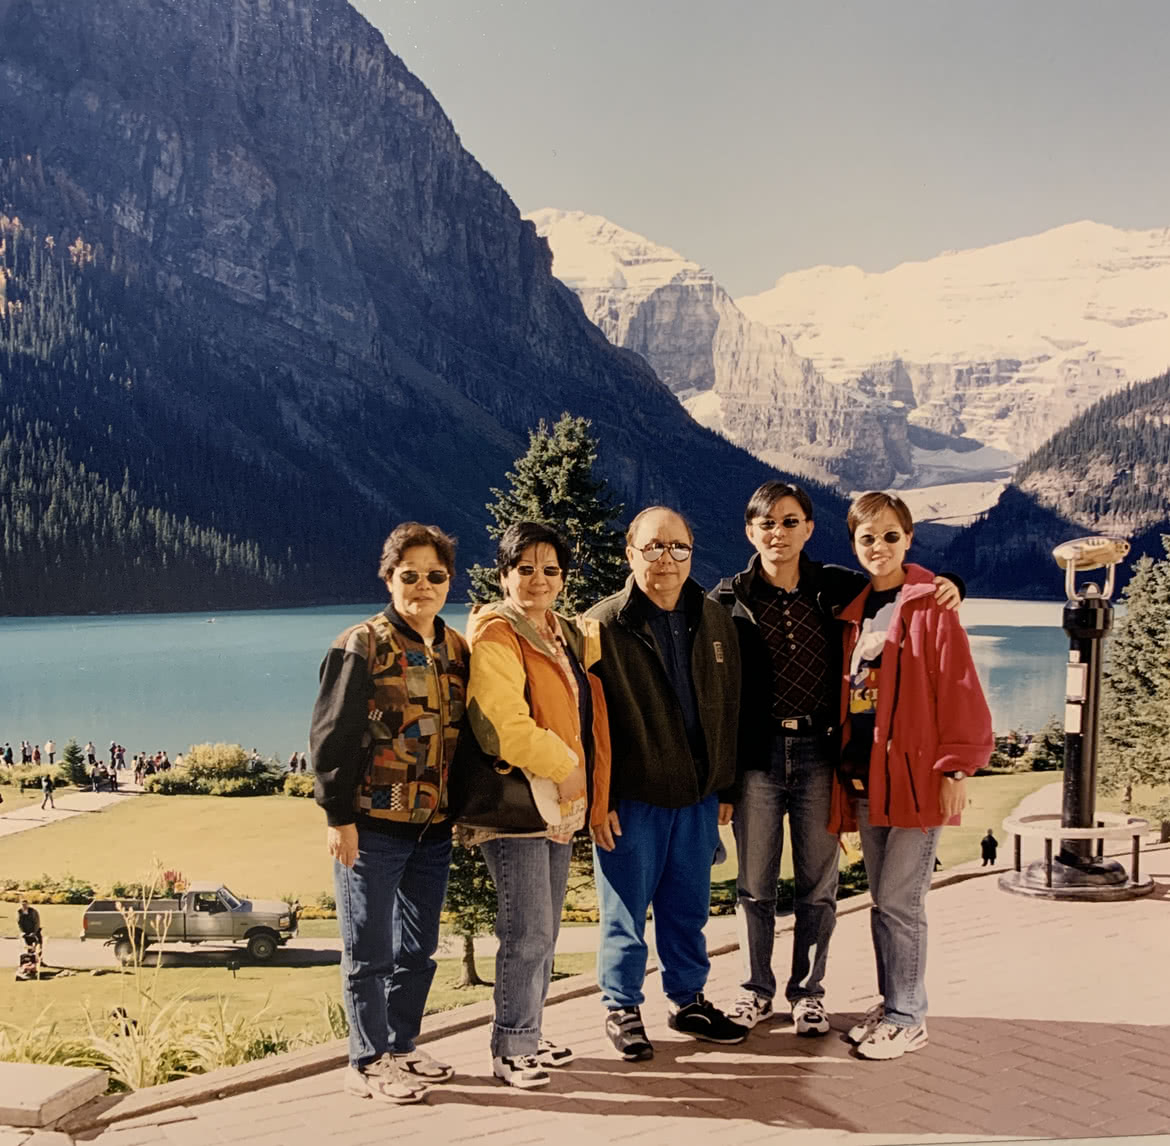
[1001, 535, 1154, 900]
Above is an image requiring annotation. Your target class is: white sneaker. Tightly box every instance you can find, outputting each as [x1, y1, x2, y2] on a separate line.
[845, 1003, 885, 1044]
[791, 995, 830, 1036]
[535, 1039, 575, 1067]
[729, 991, 774, 1029]
[391, 1046, 454, 1082]
[493, 1054, 551, 1089]
[345, 1055, 428, 1104]
[855, 1019, 928, 1060]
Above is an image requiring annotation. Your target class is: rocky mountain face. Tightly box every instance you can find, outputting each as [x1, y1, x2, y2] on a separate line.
[0, 0, 847, 610]
[528, 209, 917, 490]
[737, 221, 1170, 462]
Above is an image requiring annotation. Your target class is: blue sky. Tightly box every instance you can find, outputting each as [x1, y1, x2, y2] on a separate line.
[352, 0, 1170, 295]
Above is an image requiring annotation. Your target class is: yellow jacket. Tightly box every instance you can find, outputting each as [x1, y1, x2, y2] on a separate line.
[465, 603, 611, 833]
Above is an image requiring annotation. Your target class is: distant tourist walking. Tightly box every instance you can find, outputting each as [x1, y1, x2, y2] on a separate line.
[84, 741, 96, 766]
[311, 522, 469, 1105]
[462, 522, 613, 1089]
[981, 830, 998, 866]
[831, 492, 992, 1061]
[32, 744, 41, 765]
[44, 739, 55, 765]
[40, 774, 55, 810]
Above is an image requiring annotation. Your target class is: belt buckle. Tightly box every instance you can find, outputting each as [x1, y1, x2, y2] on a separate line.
[781, 718, 800, 731]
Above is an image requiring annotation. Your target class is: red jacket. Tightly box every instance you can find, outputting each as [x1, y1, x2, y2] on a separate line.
[828, 564, 993, 833]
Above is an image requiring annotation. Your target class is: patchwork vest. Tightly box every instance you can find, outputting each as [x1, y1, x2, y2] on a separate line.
[356, 611, 468, 826]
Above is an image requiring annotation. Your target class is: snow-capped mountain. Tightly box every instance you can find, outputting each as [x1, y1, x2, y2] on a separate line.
[736, 220, 1170, 460]
[527, 208, 919, 489]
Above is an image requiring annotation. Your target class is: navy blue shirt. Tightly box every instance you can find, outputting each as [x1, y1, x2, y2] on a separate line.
[646, 598, 707, 782]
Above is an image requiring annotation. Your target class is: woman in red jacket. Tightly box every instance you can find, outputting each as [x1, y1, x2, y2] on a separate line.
[829, 492, 992, 1061]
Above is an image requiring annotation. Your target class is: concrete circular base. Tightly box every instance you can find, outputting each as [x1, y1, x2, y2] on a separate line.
[999, 869, 1156, 901]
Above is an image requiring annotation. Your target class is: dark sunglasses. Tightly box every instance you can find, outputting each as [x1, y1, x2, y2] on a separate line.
[515, 564, 563, 578]
[856, 531, 905, 547]
[755, 516, 806, 532]
[396, 569, 450, 585]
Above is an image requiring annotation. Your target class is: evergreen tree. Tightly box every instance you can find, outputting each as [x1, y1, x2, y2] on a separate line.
[61, 738, 88, 787]
[1098, 536, 1170, 808]
[443, 843, 497, 987]
[468, 413, 627, 614]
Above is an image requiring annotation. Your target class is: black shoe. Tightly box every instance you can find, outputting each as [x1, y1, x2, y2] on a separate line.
[605, 1006, 654, 1061]
[667, 994, 749, 1044]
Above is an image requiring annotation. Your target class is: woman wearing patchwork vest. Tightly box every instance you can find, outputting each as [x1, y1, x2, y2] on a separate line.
[463, 522, 612, 1089]
[311, 522, 470, 1105]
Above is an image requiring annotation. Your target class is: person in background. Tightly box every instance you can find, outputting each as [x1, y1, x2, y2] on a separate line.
[288, 751, 300, 773]
[830, 491, 992, 1061]
[714, 480, 961, 1036]
[40, 773, 55, 810]
[981, 830, 998, 866]
[17, 899, 42, 949]
[585, 506, 747, 1061]
[463, 522, 612, 1089]
[311, 522, 469, 1105]
[44, 738, 55, 765]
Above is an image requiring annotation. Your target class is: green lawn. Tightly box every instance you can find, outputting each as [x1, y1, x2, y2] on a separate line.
[0, 794, 332, 900]
[0, 952, 595, 1041]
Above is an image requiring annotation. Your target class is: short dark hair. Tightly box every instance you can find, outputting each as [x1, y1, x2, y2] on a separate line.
[377, 522, 457, 580]
[495, 522, 572, 578]
[744, 480, 814, 524]
[625, 506, 694, 545]
[847, 491, 914, 538]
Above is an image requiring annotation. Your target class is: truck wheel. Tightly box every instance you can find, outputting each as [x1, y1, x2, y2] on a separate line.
[247, 933, 277, 962]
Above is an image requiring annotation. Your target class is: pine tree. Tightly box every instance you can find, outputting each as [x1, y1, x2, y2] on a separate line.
[468, 413, 627, 615]
[1098, 536, 1170, 808]
[61, 738, 88, 787]
[443, 843, 497, 987]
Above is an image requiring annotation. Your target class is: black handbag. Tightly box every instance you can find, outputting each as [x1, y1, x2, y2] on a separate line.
[446, 722, 546, 833]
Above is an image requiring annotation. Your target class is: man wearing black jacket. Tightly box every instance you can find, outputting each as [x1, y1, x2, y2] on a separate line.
[713, 481, 960, 1037]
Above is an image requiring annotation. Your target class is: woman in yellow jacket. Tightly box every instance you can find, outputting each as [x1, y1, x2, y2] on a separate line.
[464, 522, 612, 1089]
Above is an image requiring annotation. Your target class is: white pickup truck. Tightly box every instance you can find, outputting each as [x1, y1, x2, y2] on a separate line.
[81, 882, 298, 963]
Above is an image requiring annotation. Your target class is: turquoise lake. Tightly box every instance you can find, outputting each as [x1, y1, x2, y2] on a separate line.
[0, 599, 1075, 760]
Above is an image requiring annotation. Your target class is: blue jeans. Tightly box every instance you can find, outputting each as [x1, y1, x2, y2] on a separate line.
[733, 733, 839, 1002]
[334, 828, 451, 1069]
[479, 837, 572, 1057]
[856, 799, 942, 1028]
[594, 794, 720, 1008]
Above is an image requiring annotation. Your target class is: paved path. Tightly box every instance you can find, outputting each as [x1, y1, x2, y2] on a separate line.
[0, 786, 141, 839]
[67, 846, 1170, 1145]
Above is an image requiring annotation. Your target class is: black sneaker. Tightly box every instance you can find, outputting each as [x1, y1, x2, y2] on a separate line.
[605, 1006, 654, 1061]
[667, 994, 749, 1044]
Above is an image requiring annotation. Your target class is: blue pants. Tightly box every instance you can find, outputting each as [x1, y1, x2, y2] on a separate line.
[480, 836, 572, 1057]
[733, 733, 839, 1002]
[594, 794, 720, 1008]
[334, 828, 451, 1069]
[856, 799, 942, 1027]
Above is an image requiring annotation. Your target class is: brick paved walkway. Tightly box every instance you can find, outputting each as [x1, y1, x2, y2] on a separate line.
[77, 847, 1170, 1146]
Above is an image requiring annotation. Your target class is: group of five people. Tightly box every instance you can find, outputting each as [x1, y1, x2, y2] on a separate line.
[310, 480, 993, 1105]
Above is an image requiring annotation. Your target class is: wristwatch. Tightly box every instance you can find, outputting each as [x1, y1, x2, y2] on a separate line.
[944, 770, 966, 780]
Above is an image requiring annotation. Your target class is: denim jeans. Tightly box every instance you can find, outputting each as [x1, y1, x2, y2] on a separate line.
[479, 836, 572, 1057]
[594, 794, 720, 1008]
[733, 733, 839, 1002]
[334, 828, 451, 1069]
[855, 799, 941, 1028]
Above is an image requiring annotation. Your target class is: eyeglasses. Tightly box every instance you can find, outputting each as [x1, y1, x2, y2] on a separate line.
[514, 564, 563, 579]
[754, 517, 806, 532]
[856, 531, 905, 547]
[396, 569, 450, 585]
[637, 541, 693, 562]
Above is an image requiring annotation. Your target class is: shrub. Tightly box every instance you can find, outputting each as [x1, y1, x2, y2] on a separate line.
[143, 770, 196, 795]
[204, 775, 278, 796]
[283, 772, 314, 797]
[0, 763, 70, 789]
[182, 743, 253, 779]
[0, 873, 95, 904]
